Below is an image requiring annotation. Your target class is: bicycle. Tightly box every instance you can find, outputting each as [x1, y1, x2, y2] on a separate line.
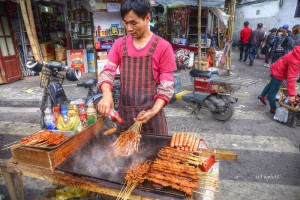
[26, 60, 69, 128]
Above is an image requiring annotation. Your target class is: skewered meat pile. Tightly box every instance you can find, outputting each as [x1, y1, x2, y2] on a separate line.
[19, 130, 69, 147]
[111, 121, 142, 157]
[117, 161, 151, 200]
[146, 147, 203, 196]
[170, 132, 201, 152]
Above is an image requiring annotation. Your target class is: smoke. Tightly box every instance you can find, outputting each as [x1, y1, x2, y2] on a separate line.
[71, 134, 150, 183]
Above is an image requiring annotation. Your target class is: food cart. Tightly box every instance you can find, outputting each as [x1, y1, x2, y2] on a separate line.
[1, 1, 238, 199]
[1, 117, 237, 200]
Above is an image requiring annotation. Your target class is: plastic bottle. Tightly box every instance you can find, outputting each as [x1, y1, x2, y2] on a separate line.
[109, 109, 123, 124]
[44, 108, 57, 130]
[86, 102, 97, 126]
[61, 105, 69, 123]
[78, 103, 88, 128]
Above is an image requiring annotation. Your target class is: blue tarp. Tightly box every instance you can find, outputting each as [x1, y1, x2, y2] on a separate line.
[155, 0, 225, 7]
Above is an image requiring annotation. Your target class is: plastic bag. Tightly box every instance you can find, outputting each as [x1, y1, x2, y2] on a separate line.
[274, 107, 289, 123]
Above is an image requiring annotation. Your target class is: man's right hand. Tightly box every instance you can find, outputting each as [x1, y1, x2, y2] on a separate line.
[97, 84, 114, 117]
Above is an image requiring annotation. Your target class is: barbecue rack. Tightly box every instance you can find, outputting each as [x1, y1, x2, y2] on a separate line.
[56, 132, 187, 199]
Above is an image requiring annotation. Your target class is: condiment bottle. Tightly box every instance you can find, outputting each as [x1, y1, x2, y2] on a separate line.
[86, 102, 97, 125]
[53, 106, 60, 122]
[109, 109, 123, 124]
[61, 105, 68, 123]
[78, 103, 88, 128]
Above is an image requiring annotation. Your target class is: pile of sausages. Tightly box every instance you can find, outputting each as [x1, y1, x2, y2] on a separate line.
[170, 132, 201, 152]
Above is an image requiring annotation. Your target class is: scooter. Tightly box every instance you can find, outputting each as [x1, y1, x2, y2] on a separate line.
[171, 69, 240, 121]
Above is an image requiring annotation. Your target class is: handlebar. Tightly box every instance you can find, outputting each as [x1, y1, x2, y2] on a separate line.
[26, 60, 67, 72]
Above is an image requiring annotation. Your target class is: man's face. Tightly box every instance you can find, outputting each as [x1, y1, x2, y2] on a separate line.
[123, 11, 150, 39]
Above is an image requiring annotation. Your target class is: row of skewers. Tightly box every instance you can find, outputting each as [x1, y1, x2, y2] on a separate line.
[3, 130, 69, 150]
[146, 146, 219, 196]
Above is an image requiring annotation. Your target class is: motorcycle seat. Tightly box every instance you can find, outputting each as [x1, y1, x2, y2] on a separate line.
[189, 69, 212, 78]
[77, 79, 97, 88]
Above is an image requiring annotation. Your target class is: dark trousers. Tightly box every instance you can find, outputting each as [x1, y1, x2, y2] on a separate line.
[248, 45, 260, 61]
[264, 52, 270, 64]
[260, 76, 282, 109]
[239, 42, 249, 61]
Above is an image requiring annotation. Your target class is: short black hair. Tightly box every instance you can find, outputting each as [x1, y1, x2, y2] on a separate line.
[121, 0, 151, 20]
[244, 21, 249, 26]
[257, 23, 263, 28]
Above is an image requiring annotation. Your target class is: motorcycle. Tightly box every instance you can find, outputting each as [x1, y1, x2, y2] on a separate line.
[171, 69, 241, 121]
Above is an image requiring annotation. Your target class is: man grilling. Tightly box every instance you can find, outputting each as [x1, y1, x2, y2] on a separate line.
[97, 0, 176, 135]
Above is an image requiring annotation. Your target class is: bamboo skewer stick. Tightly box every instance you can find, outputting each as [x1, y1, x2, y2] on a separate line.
[198, 186, 218, 192]
[3, 140, 19, 147]
[193, 190, 215, 197]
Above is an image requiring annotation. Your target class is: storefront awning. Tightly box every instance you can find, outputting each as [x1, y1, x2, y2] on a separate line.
[154, 0, 225, 7]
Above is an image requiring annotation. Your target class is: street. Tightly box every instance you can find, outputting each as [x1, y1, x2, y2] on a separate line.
[0, 50, 300, 200]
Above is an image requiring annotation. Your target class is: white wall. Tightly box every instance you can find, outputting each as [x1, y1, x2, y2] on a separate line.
[233, 0, 300, 44]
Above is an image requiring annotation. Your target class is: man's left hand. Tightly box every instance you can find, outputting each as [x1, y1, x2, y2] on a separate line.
[134, 109, 156, 124]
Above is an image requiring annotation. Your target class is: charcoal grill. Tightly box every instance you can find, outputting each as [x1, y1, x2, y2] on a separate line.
[56, 131, 188, 199]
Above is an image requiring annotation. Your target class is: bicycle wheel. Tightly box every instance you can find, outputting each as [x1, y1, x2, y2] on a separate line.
[86, 94, 118, 129]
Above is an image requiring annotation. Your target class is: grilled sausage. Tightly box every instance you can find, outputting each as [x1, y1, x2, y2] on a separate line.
[193, 138, 201, 152]
[182, 134, 188, 147]
[190, 136, 197, 151]
[179, 132, 184, 147]
[170, 133, 176, 147]
[184, 134, 190, 147]
[174, 133, 179, 147]
[187, 134, 194, 147]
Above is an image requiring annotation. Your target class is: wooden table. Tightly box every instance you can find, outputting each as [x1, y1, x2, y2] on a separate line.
[0, 160, 164, 200]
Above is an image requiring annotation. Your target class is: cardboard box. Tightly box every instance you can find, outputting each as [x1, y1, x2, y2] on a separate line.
[194, 57, 209, 71]
[40, 42, 54, 56]
[43, 55, 55, 61]
[11, 119, 104, 171]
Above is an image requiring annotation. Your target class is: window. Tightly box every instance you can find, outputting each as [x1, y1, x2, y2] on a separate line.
[295, 0, 300, 18]
[256, 10, 260, 15]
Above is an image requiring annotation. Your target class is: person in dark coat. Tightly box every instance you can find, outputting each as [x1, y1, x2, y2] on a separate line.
[281, 24, 300, 54]
[270, 27, 286, 64]
[248, 23, 264, 66]
[261, 28, 277, 68]
[258, 45, 300, 114]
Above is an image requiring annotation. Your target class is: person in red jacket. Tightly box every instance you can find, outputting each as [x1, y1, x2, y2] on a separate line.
[257, 45, 300, 113]
[239, 21, 252, 62]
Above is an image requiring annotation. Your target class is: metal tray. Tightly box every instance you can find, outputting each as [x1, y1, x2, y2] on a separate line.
[56, 132, 187, 199]
[21, 130, 77, 150]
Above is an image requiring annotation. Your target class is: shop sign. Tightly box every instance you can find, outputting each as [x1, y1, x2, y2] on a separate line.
[67, 49, 88, 73]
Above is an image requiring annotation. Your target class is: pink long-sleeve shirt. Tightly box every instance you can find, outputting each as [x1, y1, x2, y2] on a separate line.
[98, 34, 177, 105]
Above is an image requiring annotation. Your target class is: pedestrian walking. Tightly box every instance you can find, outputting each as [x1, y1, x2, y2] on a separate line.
[281, 24, 300, 55]
[257, 45, 300, 114]
[248, 23, 264, 66]
[270, 27, 286, 64]
[282, 24, 292, 36]
[239, 21, 252, 62]
[261, 28, 277, 68]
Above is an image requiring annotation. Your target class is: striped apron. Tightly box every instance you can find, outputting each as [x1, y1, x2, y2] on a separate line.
[118, 36, 168, 135]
